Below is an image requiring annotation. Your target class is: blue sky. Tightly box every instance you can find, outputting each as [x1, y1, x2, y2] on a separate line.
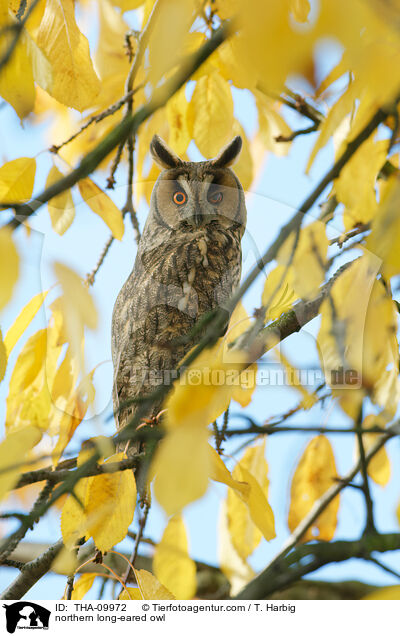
[1, 8, 400, 600]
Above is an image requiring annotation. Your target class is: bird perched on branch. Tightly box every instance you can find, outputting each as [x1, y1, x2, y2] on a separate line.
[111, 134, 246, 493]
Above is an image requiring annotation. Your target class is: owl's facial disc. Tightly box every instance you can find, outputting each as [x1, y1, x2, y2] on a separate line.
[153, 167, 246, 231]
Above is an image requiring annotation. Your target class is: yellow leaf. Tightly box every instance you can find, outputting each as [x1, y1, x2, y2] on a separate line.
[0, 228, 19, 312]
[256, 92, 292, 157]
[85, 453, 136, 552]
[119, 587, 143, 600]
[291, 0, 311, 22]
[262, 264, 298, 321]
[236, 466, 275, 542]
[4, 290, 49, 356]
[0, 328, 6, 382]
[0, 12, 35, 118]
[335, 136, 389, 230]
[95, 0, 131, 81]
[78, 178, 124, 240]
[0, 426, 42, 501]
[110, 0, 145, 10]
[227, 441, 275, 560]
[359, 415, 391, 487]
[167, 87, 191, 156]
[217, 37, 257, 89]
[288, 435, 339, 541]
[222, 302, 257, 407]
[367, 176, 400, 280]
[189, 72, 234, 158]
[218, 500, 255, 596]
[209, 445, 249, 496]
[152, 426, 210, 516]
[134, 569, 175, 600]
[147, 0, 196, 85]
[291, 221, 328, 299]
[53, 262, 98, 368]
[61, 447, 96, 547]
[36, 0, 100, 111]
[7, 328, 47, 394]
[70, 573, 97, 600]
[364, 586, 400, 600]
[0, 157, 36, 202]
[153, 515, 196, 600]
[46, 166, 75, 235]
[317, 255, 399, 412]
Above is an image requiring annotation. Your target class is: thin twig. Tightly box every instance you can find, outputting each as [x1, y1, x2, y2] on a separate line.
[122, 502, 150, 586]
[50, 87, 143, 155]
[86, 234, 115, 286]
[355, 406, 376, 534]
[275, 123, 318, 142]
[368, 555, 400, 581]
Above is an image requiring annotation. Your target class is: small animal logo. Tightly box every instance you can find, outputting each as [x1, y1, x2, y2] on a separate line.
[3, 602, 50, 633]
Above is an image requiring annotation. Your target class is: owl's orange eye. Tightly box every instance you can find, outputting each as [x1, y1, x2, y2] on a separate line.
[173, 191, 187, 205]
[208, 190, 223, 204]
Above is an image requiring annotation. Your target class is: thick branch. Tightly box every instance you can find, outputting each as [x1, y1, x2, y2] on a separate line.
[235, 533, 400, 600]
[0, 539, 63, 600]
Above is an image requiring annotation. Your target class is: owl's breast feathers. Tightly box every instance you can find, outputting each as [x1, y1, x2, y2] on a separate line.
[111, 222, 242, 427]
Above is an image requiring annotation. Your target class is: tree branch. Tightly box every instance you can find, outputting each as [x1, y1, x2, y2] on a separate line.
[0, 539, 63, 600]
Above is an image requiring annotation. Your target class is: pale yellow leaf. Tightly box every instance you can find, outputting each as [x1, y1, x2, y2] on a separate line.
[359, 415, 391, 487]
[262, 264, 298, 321]
[288, 435, 339, 541]
[0, 157, 36, 202]
[36, 0, 100, 111]
[0, 13, 35, 118]
[78, 178, 124, 240]
[291, 221, 328, 299]
[110, 0, 145, 10]
[256, 92, 292, 157]
[153, 515, 196, 600]
[147, 0, 196, 85]
[61, 447, 95, 548]
[53, 263, 98, 368]
[152, 426, 210, 516]
[189, 72, 234, 158]
[0, 228, 19, 311]
[119, 587, 143, 600]
[335, 136, 389, 230]
[291, 0, 311, 22]
[0, 328, 6, 382]
[85, 453, 136, 552]
[7, 328, 47, 393]
[4, 290, 49, 356]
[95, 0, 131, 80]
[0, 426, 42, 501]
[70, 573, 97, 600]
[367, 176, 400, 280]
[135, 569, 175, 600]
[227, 441, 275, 560]
[209, 445, 249, 496]
[46, 166, 75, 235]
[167, 87, 191, 156]
[218, 500, 255, 596]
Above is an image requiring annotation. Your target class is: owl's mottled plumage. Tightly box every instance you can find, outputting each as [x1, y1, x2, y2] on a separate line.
[111, 135, 246, 472]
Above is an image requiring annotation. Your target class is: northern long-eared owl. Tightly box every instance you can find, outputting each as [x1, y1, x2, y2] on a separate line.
[111, 135, 246, 481]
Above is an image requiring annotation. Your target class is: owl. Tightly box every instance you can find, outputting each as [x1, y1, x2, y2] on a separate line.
[111, 134, 246, 489]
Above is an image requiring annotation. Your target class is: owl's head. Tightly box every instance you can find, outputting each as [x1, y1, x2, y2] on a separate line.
[148, 135, 246, 234]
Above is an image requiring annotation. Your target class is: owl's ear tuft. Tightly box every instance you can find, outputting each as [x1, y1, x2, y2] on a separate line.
[212, 136, 242, 168]
[150, 135, 182, 169]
